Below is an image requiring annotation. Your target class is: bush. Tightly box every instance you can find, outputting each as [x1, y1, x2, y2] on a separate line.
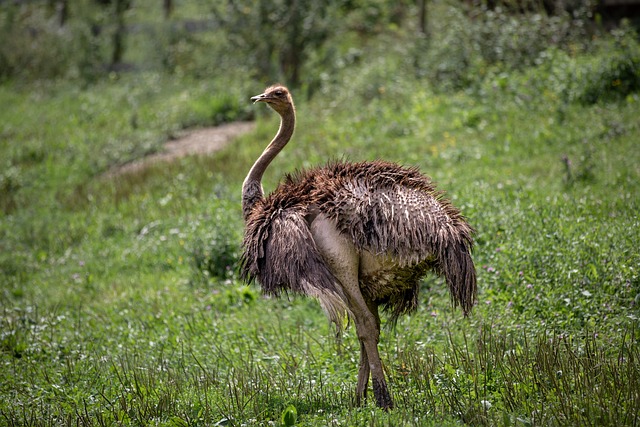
[472, 7, 590, 70]
[0, 4, 113, 81]
[176, 88, 255, 130]
[187, 202, 243, 284]
[576, 26, 640, 104]
[412, 2, 593, 91]
[0, 7, 74, 80]
[0, 164, 22, 214]
[190, 230, 239, 282]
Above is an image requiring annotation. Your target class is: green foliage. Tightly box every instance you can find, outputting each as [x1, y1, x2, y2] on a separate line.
[180, 90, 255, 129]
[394, 325, 640, 425]
[211, 0, 341, 86]
[187, 200, 243, 284]
[472, 6, 590, 69]
[281, 404, 298, 426]
[576, 27, 640, 104]
[0, 163, 21, 214]
[0, 1, 128, 82]
[0, 6, 76, 80]
[1, 3, 640, 426]
[412, 2, 594, 91]
[0, 1, 408, 85]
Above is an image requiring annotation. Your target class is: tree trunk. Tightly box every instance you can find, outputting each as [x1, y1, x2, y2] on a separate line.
[281, 0, 303, 87]
[111, 0, 130, 67]
[47, 0, 69, 27]
[163, 0, 173, 20]
[418, 0, 427, 36]
[59, 0, 68, 26]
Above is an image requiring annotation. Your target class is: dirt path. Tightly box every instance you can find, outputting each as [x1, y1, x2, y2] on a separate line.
[105, 121, 255, 177]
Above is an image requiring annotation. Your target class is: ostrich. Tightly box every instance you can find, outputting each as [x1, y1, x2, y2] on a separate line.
[240, 85, 477, 410]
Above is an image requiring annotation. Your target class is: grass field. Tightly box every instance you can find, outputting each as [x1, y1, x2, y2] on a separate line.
[1, 29, 640, 426]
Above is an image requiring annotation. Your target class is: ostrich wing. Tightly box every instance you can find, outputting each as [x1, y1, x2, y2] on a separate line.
[241, 201, 350, 325]
[318, 161, 474, 263]
[318, 161, 477, 315]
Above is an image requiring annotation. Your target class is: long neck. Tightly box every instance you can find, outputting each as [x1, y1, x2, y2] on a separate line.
[242, 104, 295, 221]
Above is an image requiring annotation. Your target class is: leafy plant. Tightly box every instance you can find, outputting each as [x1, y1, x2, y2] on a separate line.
[577, 46, 640, 104]
[187, 202, 243, 284]
[0, 4, 639, 425]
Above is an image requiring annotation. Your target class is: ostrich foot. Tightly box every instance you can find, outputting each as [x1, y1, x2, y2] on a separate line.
[372, 377, 394, 410]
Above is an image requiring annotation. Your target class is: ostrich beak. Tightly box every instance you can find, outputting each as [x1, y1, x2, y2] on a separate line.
[251, 93, 268, 103]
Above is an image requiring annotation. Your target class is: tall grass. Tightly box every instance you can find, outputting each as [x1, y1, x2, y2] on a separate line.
[1, 16, 639, 427]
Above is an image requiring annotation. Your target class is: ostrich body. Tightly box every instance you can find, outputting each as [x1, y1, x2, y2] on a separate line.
[241, 85, 477, 410]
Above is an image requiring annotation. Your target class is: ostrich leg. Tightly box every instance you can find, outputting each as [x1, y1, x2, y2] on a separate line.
[356, 299, 382, 406]
[310, 213, 393, 410]
[356, 340, 369, 405]
[350, 294, 392, 409]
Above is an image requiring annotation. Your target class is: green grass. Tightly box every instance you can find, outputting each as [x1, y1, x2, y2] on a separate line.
[1, 34, 640, 426]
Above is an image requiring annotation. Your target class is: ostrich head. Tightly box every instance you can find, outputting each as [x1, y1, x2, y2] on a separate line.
[251, 85, 293, 115]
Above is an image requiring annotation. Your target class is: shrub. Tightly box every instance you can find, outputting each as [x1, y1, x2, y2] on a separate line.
[411, 4, 478, 91]
[412, 2, 593, 91]
[177, 90, 255, 129]
[576, 28, 640, 104]
[0, 4, 114, 81]
[472, 7, 590, 70]
[187, 202, 243, 284]
[0, 7, 74, 80]
[190, 230, 239, 282]
[0, 164, 21, 214]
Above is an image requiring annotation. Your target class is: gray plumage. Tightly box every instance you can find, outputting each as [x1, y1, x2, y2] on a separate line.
[240, 85, 477, 410]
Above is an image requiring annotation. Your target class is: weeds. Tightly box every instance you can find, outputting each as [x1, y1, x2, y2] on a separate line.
[1, 8, 639, 425]
[392, 325, 640, 426]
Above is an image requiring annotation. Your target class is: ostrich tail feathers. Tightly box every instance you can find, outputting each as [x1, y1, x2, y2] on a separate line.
[441, 241, 477, 316]
[241, 199, 353, 330]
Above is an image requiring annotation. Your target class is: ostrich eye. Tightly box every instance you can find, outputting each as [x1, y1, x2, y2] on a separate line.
[275, 90, 284, 96]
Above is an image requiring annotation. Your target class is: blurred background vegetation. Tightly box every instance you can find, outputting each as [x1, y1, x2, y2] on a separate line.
[1, 0, 640, 425]
[1, 0, 638, 92]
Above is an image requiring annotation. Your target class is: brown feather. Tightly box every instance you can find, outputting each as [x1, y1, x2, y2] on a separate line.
[241, 159, 477, 321]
